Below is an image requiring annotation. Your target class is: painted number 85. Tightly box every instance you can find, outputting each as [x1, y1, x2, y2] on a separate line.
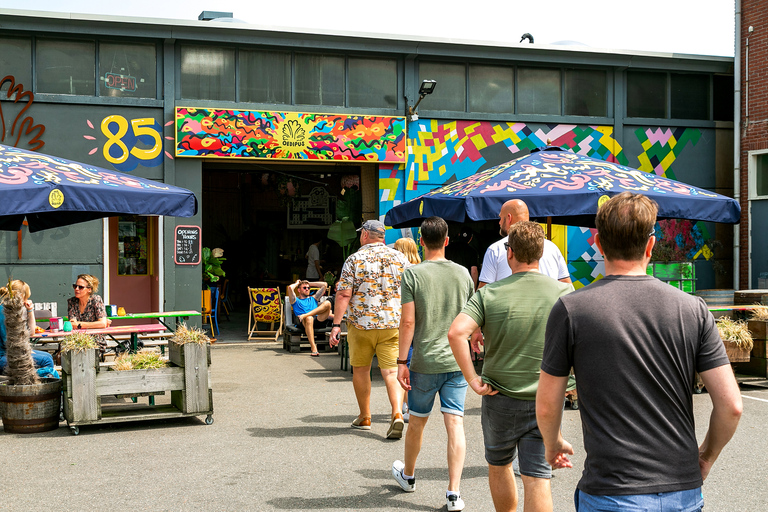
[101, 115, 162, 165]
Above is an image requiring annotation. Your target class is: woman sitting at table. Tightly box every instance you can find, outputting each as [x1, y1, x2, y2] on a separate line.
[67, 274, 108, 355]
[0, 279, 59, 379]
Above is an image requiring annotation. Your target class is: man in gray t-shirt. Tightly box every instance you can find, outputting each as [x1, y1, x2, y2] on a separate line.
[537, 192, 742, 511]
[391, 216, 474, 512]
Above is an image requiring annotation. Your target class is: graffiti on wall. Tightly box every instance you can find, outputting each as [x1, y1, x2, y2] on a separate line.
[0, 75, 45, 150]
[174, 107, 406, 163]
[379, 119, 703, 288]
[83, 115, 169, 172]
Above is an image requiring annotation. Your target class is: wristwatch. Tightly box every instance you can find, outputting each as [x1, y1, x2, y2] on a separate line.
[396, 359, 409, 365]
[332, 323, 341, 328]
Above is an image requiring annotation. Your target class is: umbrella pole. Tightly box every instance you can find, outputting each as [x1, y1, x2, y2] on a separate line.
[546, 216, 552, 241]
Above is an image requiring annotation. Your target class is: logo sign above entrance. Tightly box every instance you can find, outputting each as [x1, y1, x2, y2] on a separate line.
[175, 107, 406, 163]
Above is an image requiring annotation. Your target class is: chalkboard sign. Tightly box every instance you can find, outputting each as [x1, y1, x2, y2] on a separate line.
[174, 225, 201, 265]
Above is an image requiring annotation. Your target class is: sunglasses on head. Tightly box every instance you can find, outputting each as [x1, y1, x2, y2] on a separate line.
[72, 284, 89, 291]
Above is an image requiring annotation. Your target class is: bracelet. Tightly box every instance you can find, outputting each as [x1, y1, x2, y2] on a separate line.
[396, 359, 409, 365]
[332, 323, 341, 328]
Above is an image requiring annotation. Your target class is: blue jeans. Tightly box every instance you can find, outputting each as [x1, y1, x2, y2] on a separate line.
[575, 488, 704, 511]
[0, 350, 58, 379]
[408, 370, 467, 417]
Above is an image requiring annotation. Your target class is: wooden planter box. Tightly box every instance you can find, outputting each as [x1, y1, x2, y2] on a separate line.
[724, 340, 751, 363]
[733, 320, 768, 378]
[61, 343, 213, 435]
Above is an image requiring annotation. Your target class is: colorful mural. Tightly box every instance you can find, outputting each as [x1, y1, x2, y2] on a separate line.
[0, 75, 45, 151]
[379, 120, 704, 288]
[175, 108, 406, 163]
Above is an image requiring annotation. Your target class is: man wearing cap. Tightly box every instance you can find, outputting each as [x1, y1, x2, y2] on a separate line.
[330, 219, 411, 439]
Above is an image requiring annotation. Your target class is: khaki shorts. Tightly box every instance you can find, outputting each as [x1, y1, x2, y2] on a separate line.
[347, 324, 399, 369]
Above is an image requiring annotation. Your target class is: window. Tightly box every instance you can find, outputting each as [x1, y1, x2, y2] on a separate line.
[0, 37, 32, 97]
[419, 62, 466, 112]
[239, 49, 290, 104]
[713, 75, 733, 122]
[469, 65, 514, 114]
[348, 57, 397, 109]
[117, 215, 150, 276]
[627, 71, 667, 118]
[36, 39, 95, 95]
[518, 68, 561, 115]
[180, 45, 235, 101]
[671, 73, 709, 120]
[565, 69, 606, 117]
[99, 42, 157, 98]
[295, 54, 344, 106]
[756, 153, 768, 197]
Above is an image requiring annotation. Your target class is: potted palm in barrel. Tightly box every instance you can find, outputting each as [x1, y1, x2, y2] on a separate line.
[0, 280, 62, 433]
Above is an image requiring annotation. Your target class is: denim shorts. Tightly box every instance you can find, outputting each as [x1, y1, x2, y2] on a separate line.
[408, 370, 467, 417]
[481, 394, 550, 479]
[575, 488, 704, 511]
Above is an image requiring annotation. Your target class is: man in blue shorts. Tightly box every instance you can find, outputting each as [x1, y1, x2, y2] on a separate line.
[449, 221, 574, 512]
[537, 192, 742, 511]
[287, 279, 332, 356]
[392, 216, 474, 512]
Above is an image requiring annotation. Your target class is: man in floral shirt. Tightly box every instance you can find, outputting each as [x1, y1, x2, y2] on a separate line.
[330, 220, 411, 439]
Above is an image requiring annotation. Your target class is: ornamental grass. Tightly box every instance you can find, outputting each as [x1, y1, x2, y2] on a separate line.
[716, 317, 754, 351]
[113, 350, 167, 371]
[59, 332, 98, 353]
[171, 323, 210, 345]
[749, 304, 768, 322]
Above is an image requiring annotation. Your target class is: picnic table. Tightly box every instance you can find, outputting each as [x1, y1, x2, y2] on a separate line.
[106, 310, 200, 332]
[32, 323, 168, 353]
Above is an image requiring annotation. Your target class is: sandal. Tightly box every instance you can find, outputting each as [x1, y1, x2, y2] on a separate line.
[310, 352, 319, 357]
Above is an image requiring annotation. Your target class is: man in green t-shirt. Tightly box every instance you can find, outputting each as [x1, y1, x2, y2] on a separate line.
[391, 216, 474, 512]
[448, 221, 574, 512]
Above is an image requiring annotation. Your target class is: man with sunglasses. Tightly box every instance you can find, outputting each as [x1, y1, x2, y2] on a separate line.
[287, 279, 333, 357]
[448, 221, 574, 512]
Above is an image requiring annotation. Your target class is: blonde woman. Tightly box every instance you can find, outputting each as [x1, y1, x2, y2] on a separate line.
[394, 237, 421, 265]
[0, 279, 58, 378]
[67, 274, 108, 353]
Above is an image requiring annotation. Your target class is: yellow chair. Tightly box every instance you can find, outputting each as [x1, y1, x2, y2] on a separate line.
[247, 287, 282, 341]
[201, 289, 219, 339]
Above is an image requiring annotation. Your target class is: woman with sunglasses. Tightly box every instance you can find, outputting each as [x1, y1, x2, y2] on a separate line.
[67, 274, 108, 354]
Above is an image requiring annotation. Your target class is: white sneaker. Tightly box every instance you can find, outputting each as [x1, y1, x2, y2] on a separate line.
[391, 460, 415, 492]
[446, 493, 465, 511]
[402, 403, 409, 423]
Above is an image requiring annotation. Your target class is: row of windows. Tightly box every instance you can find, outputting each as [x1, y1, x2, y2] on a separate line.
[0, 37, 157, 98]
[179, 46, 398, 108]
[0, 36, 733, 122]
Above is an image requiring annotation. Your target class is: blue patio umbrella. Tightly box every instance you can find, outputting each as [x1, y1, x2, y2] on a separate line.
[0, 143, 197, 232]
[385, 146, 741, 228]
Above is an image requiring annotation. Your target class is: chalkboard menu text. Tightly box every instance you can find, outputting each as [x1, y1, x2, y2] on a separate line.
[175, 225, 201, 265]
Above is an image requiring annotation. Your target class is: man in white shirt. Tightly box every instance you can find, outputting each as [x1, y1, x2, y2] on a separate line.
[478, 199, 571, 287]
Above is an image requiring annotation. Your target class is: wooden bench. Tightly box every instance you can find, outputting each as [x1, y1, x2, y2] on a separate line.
[283, 324, 335, 353]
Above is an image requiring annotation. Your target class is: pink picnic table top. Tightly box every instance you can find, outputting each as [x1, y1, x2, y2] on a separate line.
[32, 323, 168, 340]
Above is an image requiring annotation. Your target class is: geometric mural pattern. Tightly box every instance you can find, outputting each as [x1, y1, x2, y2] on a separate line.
[379, 119, 703, 288]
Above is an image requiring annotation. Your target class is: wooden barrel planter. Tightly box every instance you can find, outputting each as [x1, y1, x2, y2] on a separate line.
[0, 378, 62, 433]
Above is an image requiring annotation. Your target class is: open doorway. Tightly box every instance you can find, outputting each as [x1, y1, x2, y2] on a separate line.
[201, 163, 362, 336]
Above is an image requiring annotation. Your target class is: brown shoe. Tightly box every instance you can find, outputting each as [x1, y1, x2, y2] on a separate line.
[386, 413, 404, 439]
[351, 416, 371, 430]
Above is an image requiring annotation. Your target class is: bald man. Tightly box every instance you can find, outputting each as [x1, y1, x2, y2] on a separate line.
[478, 199, 571, 287]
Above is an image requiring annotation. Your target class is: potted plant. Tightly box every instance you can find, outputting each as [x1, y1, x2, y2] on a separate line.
[0, 280, 62, 433]
[716, 317, 752, 363]
[202, 247, 226, 285]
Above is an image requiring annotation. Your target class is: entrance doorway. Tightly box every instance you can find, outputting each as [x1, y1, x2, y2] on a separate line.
[108, 215, 160, 326]
[201, 163, 361, 334]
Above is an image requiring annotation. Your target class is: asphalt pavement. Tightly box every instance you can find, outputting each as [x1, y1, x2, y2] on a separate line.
[2, 315, 768, 511]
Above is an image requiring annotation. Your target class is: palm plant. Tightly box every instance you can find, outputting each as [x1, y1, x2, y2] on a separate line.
[1, 281, 38, 385]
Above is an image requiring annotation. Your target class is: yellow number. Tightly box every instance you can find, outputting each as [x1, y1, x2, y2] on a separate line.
[130, 118, 162, 160]
[101, 115, 130, 164]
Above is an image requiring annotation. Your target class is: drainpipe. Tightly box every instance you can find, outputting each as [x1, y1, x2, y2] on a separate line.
[734, 0, 741, 290]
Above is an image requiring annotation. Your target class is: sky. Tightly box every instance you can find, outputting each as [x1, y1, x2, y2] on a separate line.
[5, 0, 736, 57]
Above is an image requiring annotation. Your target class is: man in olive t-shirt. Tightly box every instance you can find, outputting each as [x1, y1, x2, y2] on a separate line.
[449, 221, 573, 512]
[392, 216, 474, 512]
